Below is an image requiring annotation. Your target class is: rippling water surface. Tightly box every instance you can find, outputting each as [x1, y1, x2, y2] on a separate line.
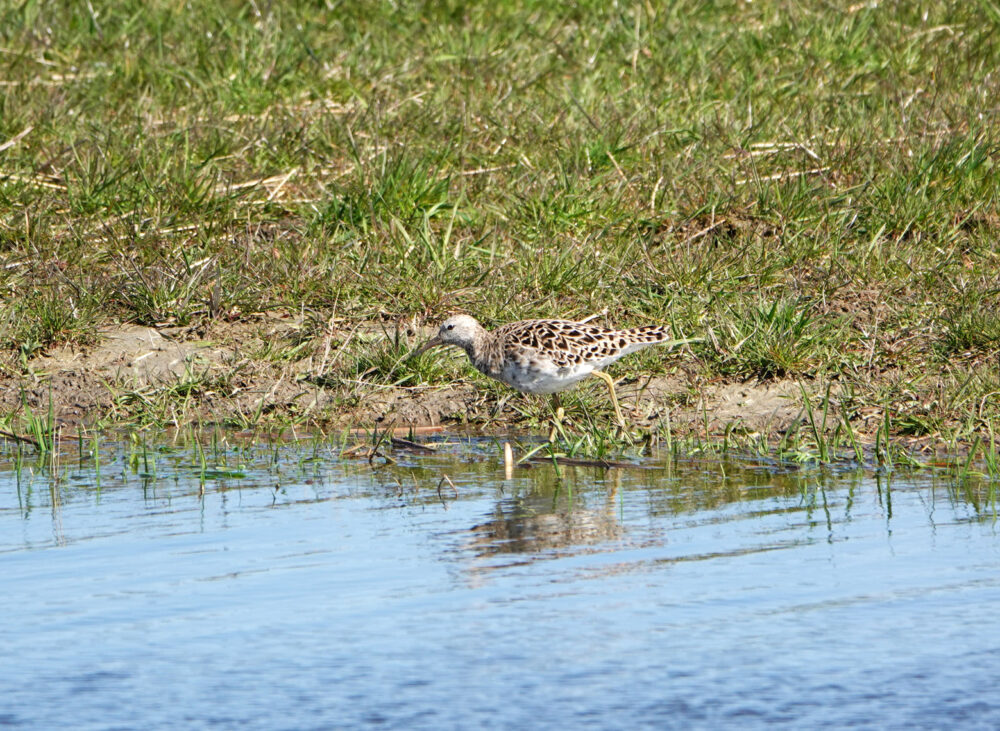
[2, 436, 999, 729]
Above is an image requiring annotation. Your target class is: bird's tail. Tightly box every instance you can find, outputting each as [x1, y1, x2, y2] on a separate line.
[621, 326, 702, 352]
[622, 325, 672, 343]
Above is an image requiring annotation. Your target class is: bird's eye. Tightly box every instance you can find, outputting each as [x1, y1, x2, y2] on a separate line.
[446, 324, 454, 331]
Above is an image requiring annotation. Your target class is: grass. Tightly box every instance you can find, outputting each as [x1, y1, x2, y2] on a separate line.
[0, 0, 999, 452]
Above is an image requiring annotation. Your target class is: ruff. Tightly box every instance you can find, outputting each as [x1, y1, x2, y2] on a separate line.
[414, 314, 685, 426]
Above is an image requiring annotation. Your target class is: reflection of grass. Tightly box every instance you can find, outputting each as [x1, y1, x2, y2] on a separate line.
[0, 1, 998, 448]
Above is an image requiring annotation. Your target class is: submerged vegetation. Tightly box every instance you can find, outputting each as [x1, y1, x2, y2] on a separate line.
[0, 1, 998, 454]
[2, 421, 1000, 524]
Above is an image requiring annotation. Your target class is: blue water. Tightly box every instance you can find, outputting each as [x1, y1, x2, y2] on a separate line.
[2, 438, 999, 729]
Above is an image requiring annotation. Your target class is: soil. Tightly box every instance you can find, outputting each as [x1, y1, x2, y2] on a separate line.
[2, 313, 820, 436]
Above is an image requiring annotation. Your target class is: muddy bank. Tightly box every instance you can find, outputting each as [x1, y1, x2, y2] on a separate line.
[4, 314, 846, 439]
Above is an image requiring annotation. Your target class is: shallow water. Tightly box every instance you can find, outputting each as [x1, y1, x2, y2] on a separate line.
[2, 436, 999, 729]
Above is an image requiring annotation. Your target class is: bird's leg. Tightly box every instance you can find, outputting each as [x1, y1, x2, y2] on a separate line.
[547, 393, 565, 443]
[591, 371, 627, 428]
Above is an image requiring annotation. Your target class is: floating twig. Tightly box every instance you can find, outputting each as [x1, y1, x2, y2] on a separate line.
[0, 428, 41, 450]
[390, 437, 436, 453]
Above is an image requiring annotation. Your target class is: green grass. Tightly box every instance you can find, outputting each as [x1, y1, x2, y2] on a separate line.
[1, 0, 999, 447]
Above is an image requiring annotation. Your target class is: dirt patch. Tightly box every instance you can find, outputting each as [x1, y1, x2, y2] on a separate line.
[631, 378, 807, 433]
[1, 317, 823, 436]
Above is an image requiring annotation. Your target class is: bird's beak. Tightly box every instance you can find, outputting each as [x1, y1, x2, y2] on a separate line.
[412, 335, 443, 357]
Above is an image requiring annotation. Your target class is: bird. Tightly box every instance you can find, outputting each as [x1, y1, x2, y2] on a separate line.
[413, 314, 693, 430]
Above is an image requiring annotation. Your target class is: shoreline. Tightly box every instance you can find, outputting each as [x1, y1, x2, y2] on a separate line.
[2, 314, 989, 462]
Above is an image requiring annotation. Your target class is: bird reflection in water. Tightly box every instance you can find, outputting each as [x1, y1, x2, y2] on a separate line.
[467, 469, 625, 559]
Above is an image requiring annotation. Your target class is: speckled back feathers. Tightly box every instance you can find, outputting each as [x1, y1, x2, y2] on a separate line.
[495, 319, 672, 369]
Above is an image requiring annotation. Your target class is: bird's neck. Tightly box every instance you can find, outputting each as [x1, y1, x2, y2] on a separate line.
[465, 328, 502, 377]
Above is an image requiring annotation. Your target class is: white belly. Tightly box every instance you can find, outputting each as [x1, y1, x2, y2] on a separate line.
[497, 360, 598, 395]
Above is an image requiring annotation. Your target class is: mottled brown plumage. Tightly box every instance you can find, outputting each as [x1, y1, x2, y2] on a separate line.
[415, 314, 686, 426]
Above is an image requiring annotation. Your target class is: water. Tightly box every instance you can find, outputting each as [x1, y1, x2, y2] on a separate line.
[2, 436, 999, 729]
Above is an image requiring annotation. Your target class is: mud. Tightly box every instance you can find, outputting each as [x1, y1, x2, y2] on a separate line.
[3, 315, 815, 435]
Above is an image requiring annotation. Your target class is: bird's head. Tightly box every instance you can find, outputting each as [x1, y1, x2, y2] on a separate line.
[413, 314, 482, 355]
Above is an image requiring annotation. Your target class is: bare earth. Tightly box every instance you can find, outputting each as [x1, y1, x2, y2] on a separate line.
[4, 314, 817, 436]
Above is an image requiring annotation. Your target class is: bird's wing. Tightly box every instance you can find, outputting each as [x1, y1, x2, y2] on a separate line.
[497, 320, 634, 368]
